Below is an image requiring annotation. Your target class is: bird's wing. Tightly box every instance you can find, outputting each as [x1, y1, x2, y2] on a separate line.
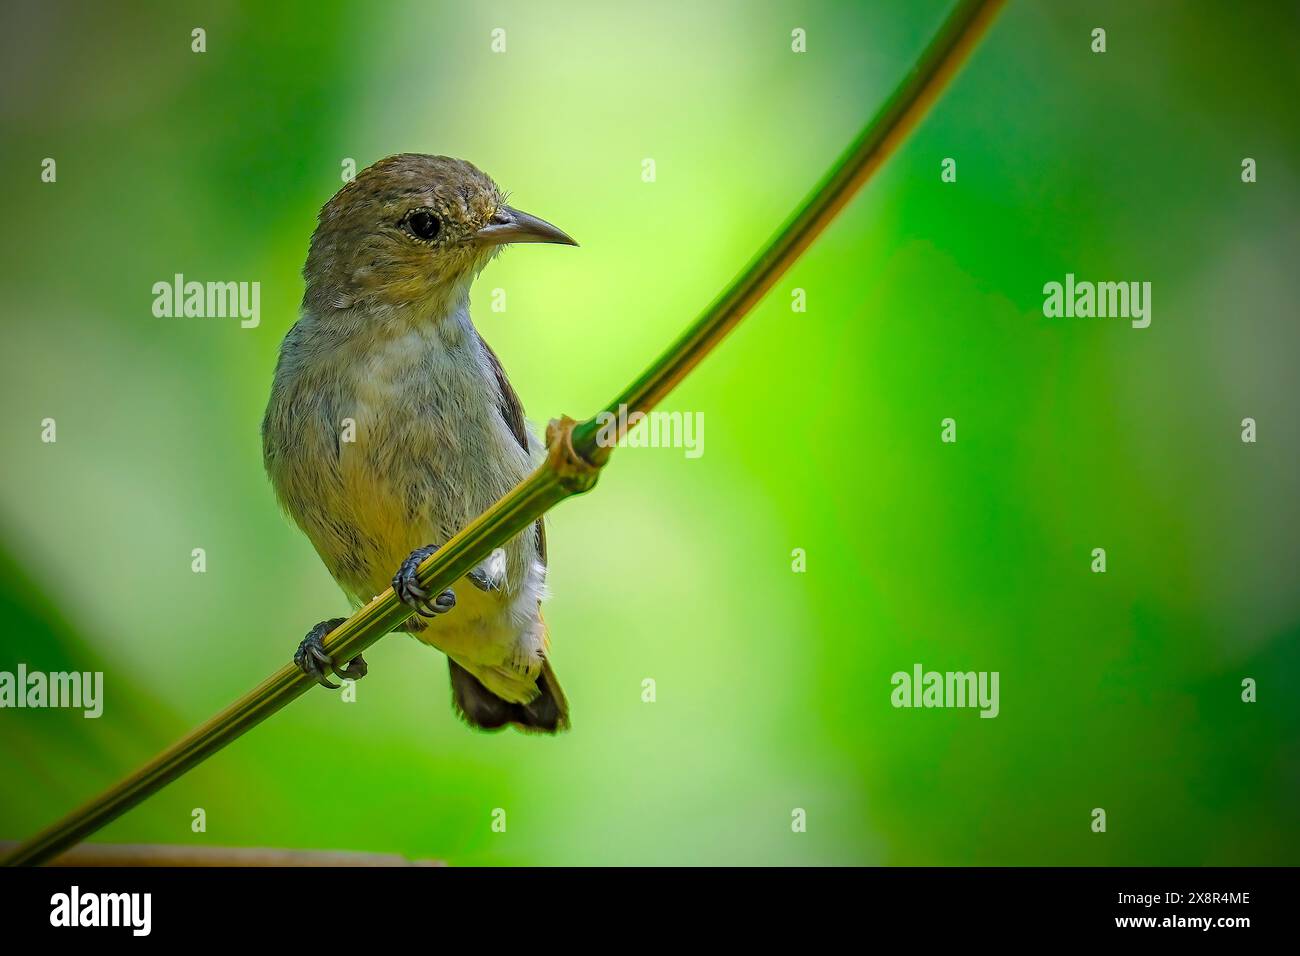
[478, 332, 546, 564]
[478, 332, 563, 721]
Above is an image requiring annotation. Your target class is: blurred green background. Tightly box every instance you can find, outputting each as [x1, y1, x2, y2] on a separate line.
[1, 0, 1297, 865]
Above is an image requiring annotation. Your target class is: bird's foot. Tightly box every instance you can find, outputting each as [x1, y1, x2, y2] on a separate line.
[294, 618, 368, 689]
[467, 548, 507, 592]
[394, 544, 457, 618]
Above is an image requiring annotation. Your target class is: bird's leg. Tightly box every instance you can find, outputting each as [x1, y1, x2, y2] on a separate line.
[294, 617, 368, 689]
[394, 544, 458, 617]
[467, 547, 507, 592]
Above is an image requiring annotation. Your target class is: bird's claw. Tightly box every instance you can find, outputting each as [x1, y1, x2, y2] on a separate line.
[394, 545, 457, 618]
[294, 618, 367, 689]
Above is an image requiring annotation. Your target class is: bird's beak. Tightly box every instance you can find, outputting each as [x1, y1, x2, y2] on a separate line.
[475, 205, 578, 247]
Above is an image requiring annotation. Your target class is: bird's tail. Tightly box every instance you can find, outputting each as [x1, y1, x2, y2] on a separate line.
[448, 657, 569, 734]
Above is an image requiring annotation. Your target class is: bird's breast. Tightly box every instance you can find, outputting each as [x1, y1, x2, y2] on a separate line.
[332, 315, 538, 598]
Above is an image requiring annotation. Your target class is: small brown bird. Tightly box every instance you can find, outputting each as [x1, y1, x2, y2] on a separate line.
[262, 154, 576, 732]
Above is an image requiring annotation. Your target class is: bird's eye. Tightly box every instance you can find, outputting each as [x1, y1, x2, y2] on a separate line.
[403, 209, 441, 242]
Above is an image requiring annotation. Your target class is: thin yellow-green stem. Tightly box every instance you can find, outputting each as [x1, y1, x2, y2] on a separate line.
[1, 0, 1002, 868]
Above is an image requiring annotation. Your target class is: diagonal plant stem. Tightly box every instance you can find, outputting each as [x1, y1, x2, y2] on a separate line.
[2, 0, 1003, 867]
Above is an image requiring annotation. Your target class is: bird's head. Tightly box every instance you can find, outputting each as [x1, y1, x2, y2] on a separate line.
[303, 153, 576, 321]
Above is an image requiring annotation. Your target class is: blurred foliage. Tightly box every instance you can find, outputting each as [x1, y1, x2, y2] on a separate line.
[0, 523, 178, 824]
[0, 0, 1297, 864]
